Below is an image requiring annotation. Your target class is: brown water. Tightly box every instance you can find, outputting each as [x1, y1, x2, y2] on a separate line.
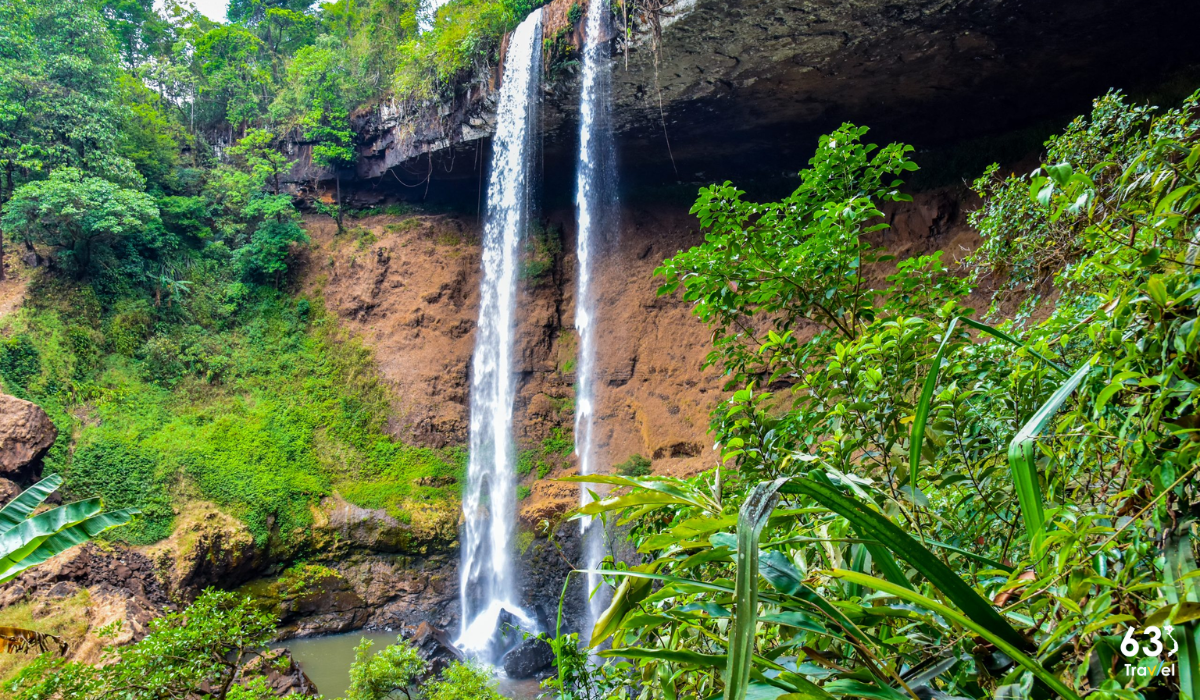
[277, 632, 543, 699]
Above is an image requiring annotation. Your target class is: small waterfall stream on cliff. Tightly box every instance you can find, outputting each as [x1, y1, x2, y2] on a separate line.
[456, 8, 543, 660]
[573, 0, 619, 640]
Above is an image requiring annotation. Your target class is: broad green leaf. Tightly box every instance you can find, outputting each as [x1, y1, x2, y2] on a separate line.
[589, 561, 659, 648]
[832, 570, 1080, 700]
[0, 508, 140, 584]
[0, 475, 63, 537]
[0, 499, 103, 577]
[783, 473, 1029, 652]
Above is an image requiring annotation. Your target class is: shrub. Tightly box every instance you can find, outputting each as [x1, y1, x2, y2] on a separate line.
[614, 454, 651, 477]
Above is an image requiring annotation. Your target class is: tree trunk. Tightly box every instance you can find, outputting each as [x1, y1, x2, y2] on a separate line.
[335, 175, 345, 235]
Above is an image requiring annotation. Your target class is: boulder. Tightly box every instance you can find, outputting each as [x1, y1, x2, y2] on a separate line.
[146, 504, 264, 601]
[485, 608, 524, 660]
[0, 393, 57, 480]
[411, 621, 464, 679]
[502, 635, 554, 679]
[241, 648, 319, 697]
[0, 477, 21, 507]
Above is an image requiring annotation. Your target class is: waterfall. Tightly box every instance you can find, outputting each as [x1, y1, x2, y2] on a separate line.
[574, 0, 618, 639]
[456, 8, 542, 660]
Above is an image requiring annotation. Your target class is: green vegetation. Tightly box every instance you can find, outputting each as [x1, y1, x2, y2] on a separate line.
[0, 275, 462, 548]
[519, 222, 563, 284]
[6, 590, 277, 700]
[0, 474, 138, 584]
[517, 484, 532, 500]
[562, 93, 1200, 699]
[343, 635, 502, 700]
[613, 454, 650, 477]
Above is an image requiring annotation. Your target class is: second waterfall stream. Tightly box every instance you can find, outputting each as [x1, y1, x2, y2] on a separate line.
[456, 8, 542, 660]
[574, 0, 619, 641]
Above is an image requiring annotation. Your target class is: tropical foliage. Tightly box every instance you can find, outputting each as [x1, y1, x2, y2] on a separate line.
[342, 634, 502, 700]
[562, 92, 1200, 700]
[5, 589, 278, 700]
[0, 474, 137, 585]
[0, 0, 478, 551]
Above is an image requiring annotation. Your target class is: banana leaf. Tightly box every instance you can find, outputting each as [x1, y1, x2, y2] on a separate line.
[0, 499, 103, 578]
[0, 508, 140, 584]
[0, 474, 63, 537]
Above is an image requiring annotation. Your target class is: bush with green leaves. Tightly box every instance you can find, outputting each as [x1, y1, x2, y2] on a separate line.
[565, 94, 1200, 700]
[339, 635, 501, 700]
[614, 454, 651, 477]
[5, 590, 275, 700]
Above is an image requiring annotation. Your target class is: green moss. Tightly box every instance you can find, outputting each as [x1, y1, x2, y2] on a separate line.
[541, 426, 573, 457]
[516, 485, 531, 500]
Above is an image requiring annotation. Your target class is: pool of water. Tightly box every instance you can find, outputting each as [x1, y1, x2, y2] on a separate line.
[277, 631, 542, 699]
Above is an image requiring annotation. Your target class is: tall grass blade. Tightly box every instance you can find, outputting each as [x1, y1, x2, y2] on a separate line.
[909, 317, 959, 494]
[1164, 528, 1200, 700]
[784, 473, 1029, 651]
[832, 570, 1080, 700]
[909, 317, 1069, 495]
[725, 478, 788, 700]
[1006, 360, 1092, 534]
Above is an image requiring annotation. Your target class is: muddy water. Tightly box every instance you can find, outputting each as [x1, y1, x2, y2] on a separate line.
[277, 632, 542, 699]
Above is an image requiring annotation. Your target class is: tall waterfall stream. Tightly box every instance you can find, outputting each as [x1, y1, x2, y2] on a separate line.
[572, 0, 619, 642]
[456, 7, 543, 660]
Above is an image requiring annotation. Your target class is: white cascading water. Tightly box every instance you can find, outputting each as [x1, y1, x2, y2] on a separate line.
[456, 8, 542, 659]
[574, 0, 618, 639]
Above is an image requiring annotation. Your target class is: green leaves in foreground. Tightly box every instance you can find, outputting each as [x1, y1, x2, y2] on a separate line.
[0, 474, 138, 584]
[782, 472, 1031, 653]
[725, 478, 788, 700]
[1006, 360, 1093, 534]
[908, 315, 1070, 498]
[832, 571, 1080, 700]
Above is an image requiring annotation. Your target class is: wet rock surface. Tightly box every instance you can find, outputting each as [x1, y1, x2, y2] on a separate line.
[503, 635, 555, 679]
[411, 620, 464, 679]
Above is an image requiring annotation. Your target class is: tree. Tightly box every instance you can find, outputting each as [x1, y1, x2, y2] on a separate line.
[340, 637, 503, 700]
[194, 24, 273, 132]
[1, 168, 160, 276]
[0, 0, 144, 278]
[343, 636, 427, 700]
[272, 37, 356, 234]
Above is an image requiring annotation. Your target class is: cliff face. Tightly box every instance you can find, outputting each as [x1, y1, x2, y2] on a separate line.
[302, 181, 981, 512]
[292, 0, 1200, 197]
[301, 203, 725, 493]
